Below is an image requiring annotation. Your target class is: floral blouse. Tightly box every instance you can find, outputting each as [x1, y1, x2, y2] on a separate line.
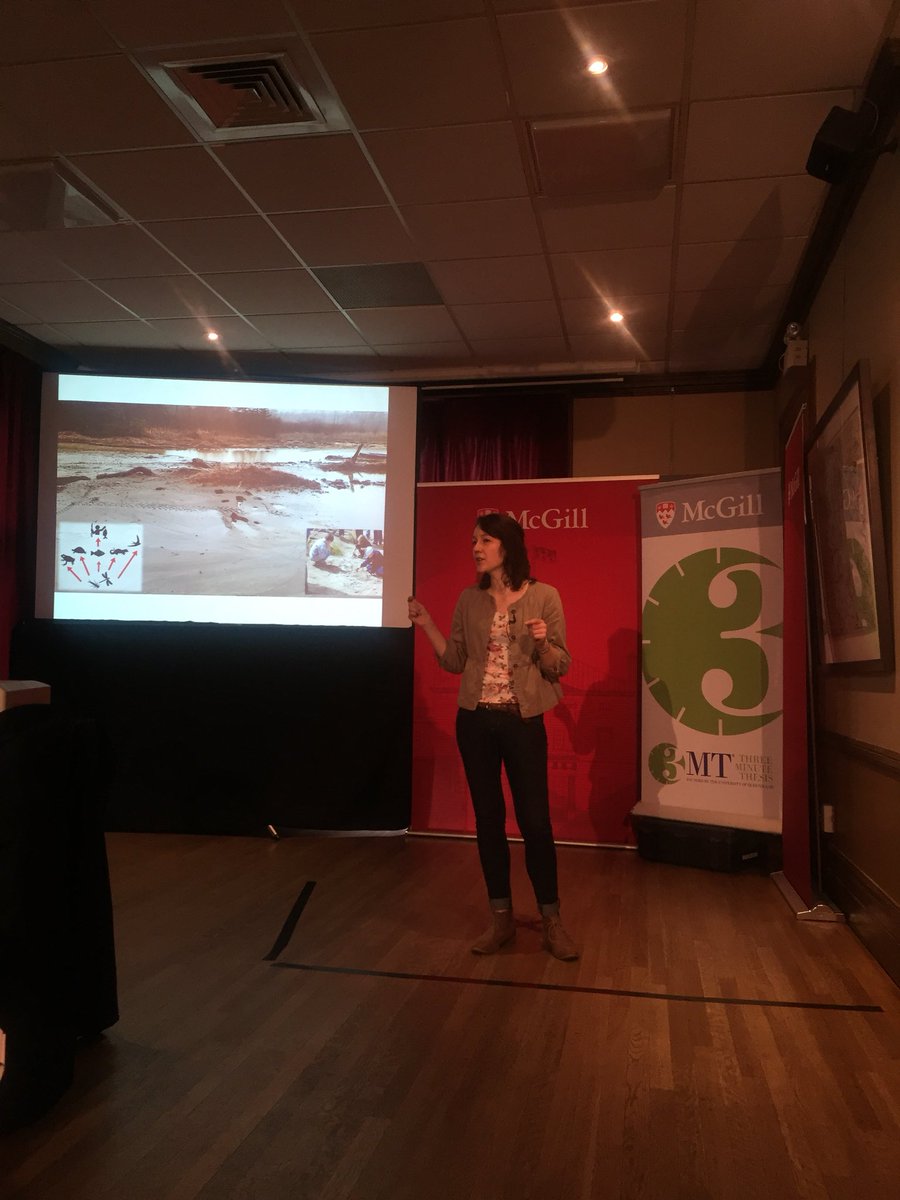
[479, 610, 517, 705]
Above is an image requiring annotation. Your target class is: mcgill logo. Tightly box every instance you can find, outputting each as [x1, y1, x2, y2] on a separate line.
[681, 493, 763, 523]
[477, 506, 588, 530]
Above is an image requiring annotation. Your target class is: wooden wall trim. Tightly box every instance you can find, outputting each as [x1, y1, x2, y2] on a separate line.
[824, 844, 900, 989]
[819, 728, 900, 778]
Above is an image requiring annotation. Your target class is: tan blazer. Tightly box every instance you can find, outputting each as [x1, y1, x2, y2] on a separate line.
[437, 581, 571, 718]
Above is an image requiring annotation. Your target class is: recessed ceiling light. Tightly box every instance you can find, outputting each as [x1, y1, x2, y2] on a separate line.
[206, 330, 220, 342]
[609, 311, 624, 323]
[587, 58, 609, 76]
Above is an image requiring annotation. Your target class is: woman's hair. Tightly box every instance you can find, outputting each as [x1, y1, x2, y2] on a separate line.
[475, 512, 533, 590]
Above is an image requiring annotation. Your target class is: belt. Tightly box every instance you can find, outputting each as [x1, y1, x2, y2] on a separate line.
[476, 701, 521, 713]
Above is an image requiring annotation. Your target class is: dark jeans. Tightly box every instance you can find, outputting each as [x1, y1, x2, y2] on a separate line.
[455, 706, 559, 907]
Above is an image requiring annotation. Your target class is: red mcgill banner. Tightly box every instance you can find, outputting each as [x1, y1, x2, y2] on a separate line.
[411, 477, 649, 845]
[782, 411, 814, 905]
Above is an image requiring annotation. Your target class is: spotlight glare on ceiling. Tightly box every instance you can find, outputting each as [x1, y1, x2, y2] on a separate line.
[587, 58, 609, 76]
[609, 311, 624, 323]
[206, 330, 220, 342]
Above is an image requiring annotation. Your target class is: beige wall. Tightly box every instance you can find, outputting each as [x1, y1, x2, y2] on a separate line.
[572, 390, 777, 479]
[806, 146, 900, 752]
[803, 132, 900, 911]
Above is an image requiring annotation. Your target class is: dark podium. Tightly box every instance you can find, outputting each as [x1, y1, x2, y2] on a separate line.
[0, 684, 118, 1130]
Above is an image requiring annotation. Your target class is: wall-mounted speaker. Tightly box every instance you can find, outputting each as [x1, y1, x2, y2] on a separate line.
[806, 106, 873, 184]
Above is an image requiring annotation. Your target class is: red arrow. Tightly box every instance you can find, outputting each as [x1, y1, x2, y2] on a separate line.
[79, 556, 89, 574]
[67, 566, 81, 582]
[109, 558, 116, 571]
[118, 551, 137, 578]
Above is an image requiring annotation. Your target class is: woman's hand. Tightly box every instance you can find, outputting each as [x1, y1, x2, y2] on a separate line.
[525, 617, 553, 658]
[524, 616, 548, 644]
[407, 596, 432, 626]
[408, 596, 447, 658]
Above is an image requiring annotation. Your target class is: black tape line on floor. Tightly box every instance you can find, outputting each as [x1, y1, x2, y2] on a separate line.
[263, 881, 317, 962]
[272, 961, 883, 1013]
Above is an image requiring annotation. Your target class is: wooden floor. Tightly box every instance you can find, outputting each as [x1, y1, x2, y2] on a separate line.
[2, 833, 899, 1200]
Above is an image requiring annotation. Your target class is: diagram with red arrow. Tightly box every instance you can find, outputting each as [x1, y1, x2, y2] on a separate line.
[57, 521, 144, 593]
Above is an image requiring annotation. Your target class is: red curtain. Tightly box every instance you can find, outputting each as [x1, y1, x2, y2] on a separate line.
[0, 347, 42, 677]
[418, 391, 571, 482]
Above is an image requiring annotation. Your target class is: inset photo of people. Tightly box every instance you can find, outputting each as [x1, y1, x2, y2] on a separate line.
[304, 528, 384, 598]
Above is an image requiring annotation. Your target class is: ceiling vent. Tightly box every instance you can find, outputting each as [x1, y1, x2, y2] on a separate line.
[142, 50, 348, 141]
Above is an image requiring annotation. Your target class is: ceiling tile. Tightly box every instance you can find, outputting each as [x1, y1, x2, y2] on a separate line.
[538, 188, 676, 252]
[0, 0, 117, 62]
[214, 136, 386, 213]
[451, 300, 562, 341]
[691, 0, 893, 100]
[669, 324, 772, 369]
[402, 199, 542, 260]
[0, 295, 36, 324]
[469, 336, 571, 364]
[673, 285, 788, 331]
[568, 331, 666, 362]
[0, 280, 133, 323]
[272, 209, 415, 266]
[311, 19, 508, 129]
[250, 312, 367, 349]
[427, 255, 554, 305]
[0, 233, 76, 284]
[551, 246, 672, 298]
[69, 147, 254, 221]
[200, 270, 336, 315]
[35, 225, 184, 279]
[684, 90, 856, 182]
[314, 264, 442, 308]
[0, 108, 52, 159]
[348, 306, 461, 345]
[50, 320, 175, 348]
[675, 237, 807, 292]
[562, 292, 669, 335]
[22, 324, 79, 345]
[98, 276, 236, 320]
[566, 289, 672, 328]
[497, 1, 688, 117]
[145, 216, 301, 273]
[87, 0, 296, 47]
[148, 316, 273, 351]
[292, 1, 484, 31]
[679, 176, 826, 244]
[530, 109, 674, 199]
[364, 124, 528, 205]
[0, 57, 193, 155]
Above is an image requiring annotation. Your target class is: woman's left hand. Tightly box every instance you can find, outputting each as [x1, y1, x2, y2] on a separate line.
[524, 617, 548, 645]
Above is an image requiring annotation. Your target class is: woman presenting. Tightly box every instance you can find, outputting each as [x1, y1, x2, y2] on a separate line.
[408, 513, 578, 961]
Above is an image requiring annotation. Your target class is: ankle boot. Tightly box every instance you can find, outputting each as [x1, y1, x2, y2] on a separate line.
[541, 913, 579, 961]
[471, 908, 516, 955]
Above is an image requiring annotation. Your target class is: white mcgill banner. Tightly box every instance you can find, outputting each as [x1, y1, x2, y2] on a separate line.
[635, 469, 784, 833]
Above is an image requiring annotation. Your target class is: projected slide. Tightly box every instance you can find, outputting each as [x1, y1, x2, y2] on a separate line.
[38, 375, 415, 626]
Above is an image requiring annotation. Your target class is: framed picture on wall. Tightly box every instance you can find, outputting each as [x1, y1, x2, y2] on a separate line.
[806, 360, 894, 673]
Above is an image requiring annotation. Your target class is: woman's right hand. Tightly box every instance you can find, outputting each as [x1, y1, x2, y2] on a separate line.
[407, 596, 432, 626]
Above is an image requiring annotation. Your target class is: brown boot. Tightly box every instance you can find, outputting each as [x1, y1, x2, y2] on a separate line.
[471, 908, 516, 955]
[541, 913, 579, 961]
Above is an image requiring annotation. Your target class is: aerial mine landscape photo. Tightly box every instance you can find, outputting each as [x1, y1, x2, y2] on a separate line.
[54, 401, 387, 598]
